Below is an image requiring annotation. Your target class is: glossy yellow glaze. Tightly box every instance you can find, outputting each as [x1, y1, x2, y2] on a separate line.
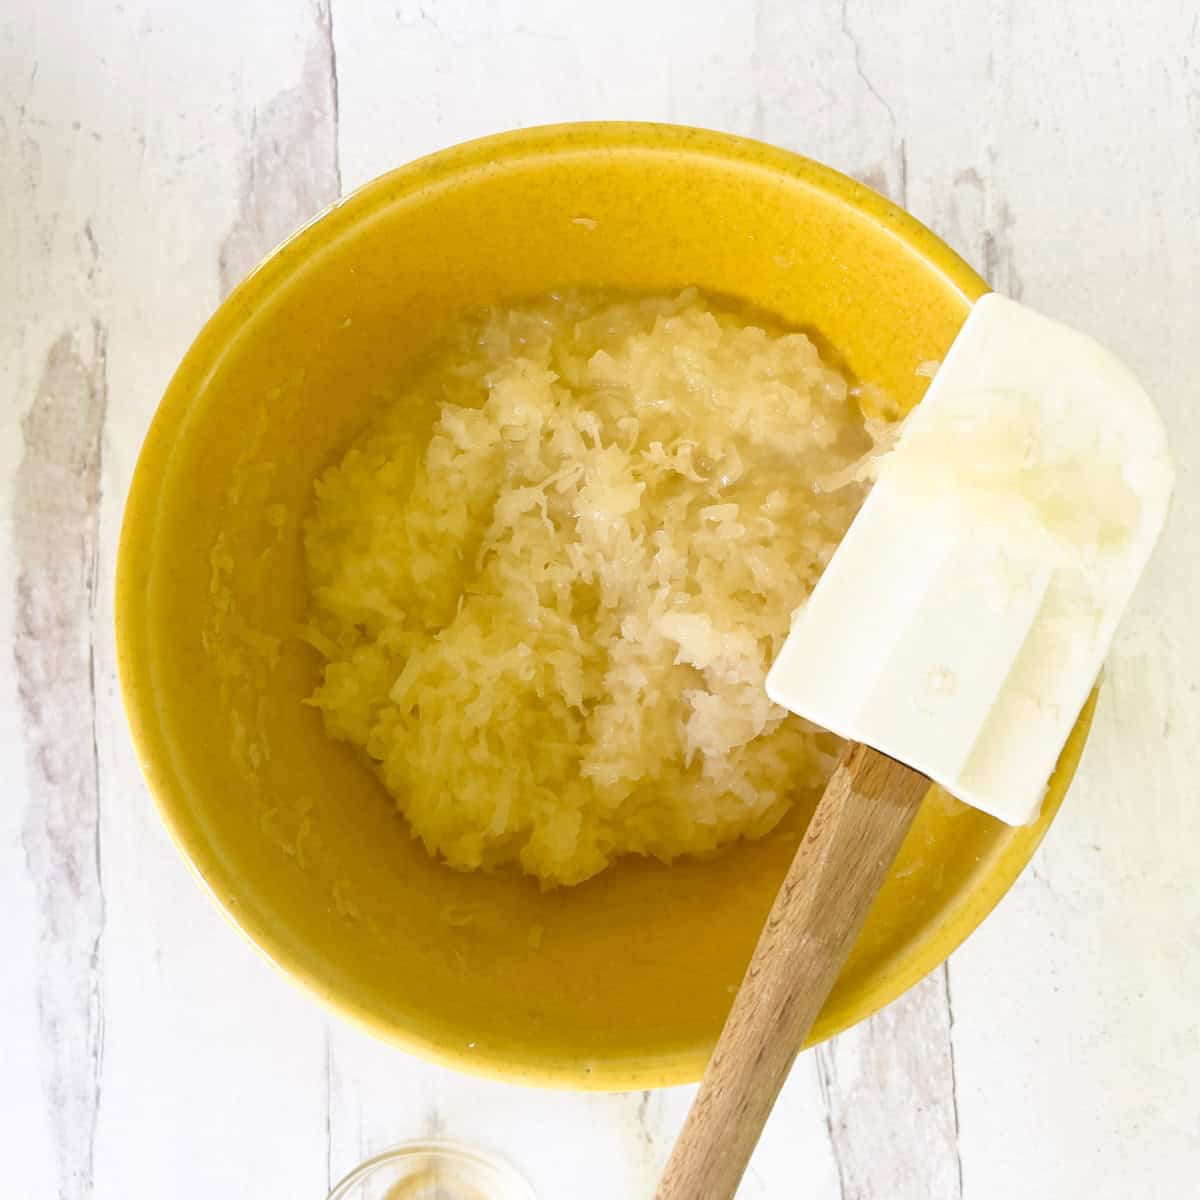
[115, 123, 1094, 1089]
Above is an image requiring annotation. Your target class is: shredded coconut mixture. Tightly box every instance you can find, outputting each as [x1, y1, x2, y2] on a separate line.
[303, 290, 876, 886]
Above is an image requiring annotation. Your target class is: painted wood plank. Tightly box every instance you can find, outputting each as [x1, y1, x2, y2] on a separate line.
[326, 6, 777, 1197]
[91, 0, 342, 1192]
[750, 5, 1005, 1195]
[2, 2, 340, 1196]
[938, 3, 1200, 1197]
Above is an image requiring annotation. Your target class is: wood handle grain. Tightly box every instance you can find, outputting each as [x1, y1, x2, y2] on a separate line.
[655, 743, 930, 1200]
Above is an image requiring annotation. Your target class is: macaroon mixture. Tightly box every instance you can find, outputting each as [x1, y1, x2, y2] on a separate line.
[303, 290, 877, 886]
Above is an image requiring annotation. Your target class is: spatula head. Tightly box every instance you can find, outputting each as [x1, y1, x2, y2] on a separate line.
[766, 293, 1174, 825]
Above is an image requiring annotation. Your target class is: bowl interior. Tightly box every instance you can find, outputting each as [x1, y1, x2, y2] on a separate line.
[117, 124, 1091, 1088]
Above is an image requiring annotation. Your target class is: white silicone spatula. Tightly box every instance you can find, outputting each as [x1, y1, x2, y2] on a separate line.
[656, 294, 1174, 1200]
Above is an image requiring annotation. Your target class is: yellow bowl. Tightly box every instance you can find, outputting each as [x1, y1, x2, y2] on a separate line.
[116, 123, 1093, 1089]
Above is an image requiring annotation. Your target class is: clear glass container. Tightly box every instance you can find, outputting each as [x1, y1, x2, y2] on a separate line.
[325, 1140, 536, 1200]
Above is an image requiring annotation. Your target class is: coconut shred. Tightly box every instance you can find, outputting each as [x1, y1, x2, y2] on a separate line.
[302, 289, 881, 886]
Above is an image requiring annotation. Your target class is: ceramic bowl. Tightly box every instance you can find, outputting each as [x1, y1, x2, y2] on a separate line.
[116, 123, 1093, 1088]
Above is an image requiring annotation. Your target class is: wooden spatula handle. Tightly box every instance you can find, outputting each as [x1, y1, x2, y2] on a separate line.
[656, 743, 930, 1200]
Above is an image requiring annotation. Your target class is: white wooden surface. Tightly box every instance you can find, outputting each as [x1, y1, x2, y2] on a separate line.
[2, 2, 1197, 1197]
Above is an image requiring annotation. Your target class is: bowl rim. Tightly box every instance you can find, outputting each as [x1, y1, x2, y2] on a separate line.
[116, 120, 1092, 1090]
